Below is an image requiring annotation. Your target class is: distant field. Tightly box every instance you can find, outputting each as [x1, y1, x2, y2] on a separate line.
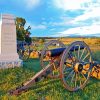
[59, 38, 100, 51]
[34, 37, 100, 51]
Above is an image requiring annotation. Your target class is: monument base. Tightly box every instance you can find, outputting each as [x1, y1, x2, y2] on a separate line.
[0, 59, 23, 69]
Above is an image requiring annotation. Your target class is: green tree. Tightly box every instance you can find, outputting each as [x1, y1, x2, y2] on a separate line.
[16, 17, 31, 43]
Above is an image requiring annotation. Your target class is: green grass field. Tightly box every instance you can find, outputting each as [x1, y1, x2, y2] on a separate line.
[0, 51, 100, 100]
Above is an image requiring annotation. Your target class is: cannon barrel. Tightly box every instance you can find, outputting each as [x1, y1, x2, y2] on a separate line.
[46, 45, 84, 57]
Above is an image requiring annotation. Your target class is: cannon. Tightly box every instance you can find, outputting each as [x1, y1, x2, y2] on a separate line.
[9, 40, 100, 95]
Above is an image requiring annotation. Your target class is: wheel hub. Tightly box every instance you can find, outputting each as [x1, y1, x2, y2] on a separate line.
[74, 63, 83, 72]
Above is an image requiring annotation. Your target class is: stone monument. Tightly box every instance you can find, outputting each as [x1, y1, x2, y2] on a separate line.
[0, 14, 23, 69]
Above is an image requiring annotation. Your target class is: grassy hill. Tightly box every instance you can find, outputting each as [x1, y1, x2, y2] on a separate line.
[0, 50, 100, 100]
[0, 37, 100, 100]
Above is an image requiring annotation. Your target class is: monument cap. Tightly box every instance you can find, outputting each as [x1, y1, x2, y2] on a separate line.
[1, 13, 15, 24]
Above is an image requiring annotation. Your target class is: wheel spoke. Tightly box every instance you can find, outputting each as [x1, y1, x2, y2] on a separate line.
[78, 73, 83, 86]
[81, 72, 87, 80]
[64, 67, 73, 73]
[71, 72, 75, 83]
[89, 56, 92, 62]
[80, 47, 86, 60]
[68, 53, 74, 63]
[80, 80, 82, 86]
[82, 53, 90, 61]
[78, 45, 80, 60]
[73, 46, 77, 58]
[65, 70, 74, 80]
[75, 73, 77, 87]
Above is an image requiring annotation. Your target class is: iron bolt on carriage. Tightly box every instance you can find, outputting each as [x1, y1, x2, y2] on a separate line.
[9, 40, 100, 95]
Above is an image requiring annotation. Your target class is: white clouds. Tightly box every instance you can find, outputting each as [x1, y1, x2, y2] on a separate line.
[49, 16, 73, 27]
[53, 0, 91, 10]
[53, 0, 100, 24]
[71, 7, 100, 24]
[25, 22, 47, 30]
[25, 0, 41, 10]
[32, 24, 47, 30]
[53, 24, 100, 37]
[52, 0, 100, 37]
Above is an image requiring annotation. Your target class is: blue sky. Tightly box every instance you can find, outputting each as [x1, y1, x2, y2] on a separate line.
[0, 0, 100, 37]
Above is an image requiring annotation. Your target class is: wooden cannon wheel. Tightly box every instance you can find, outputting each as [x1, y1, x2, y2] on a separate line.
[60, 41, 93, 91]
[40, 40, 66, 78]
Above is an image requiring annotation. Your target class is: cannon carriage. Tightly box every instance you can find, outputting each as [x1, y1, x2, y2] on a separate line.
[9, 40, 100, 95]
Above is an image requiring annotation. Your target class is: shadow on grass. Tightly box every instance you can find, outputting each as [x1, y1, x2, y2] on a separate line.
[92, 51, 100, 63]
[87, 77, 100, 87]
[23, 58, 42, 73]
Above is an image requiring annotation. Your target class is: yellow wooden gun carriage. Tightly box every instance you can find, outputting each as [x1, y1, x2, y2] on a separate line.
[9, 40, 100, 95]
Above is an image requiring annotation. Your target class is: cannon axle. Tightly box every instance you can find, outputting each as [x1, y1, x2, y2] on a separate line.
[74, 63, 83, 72]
